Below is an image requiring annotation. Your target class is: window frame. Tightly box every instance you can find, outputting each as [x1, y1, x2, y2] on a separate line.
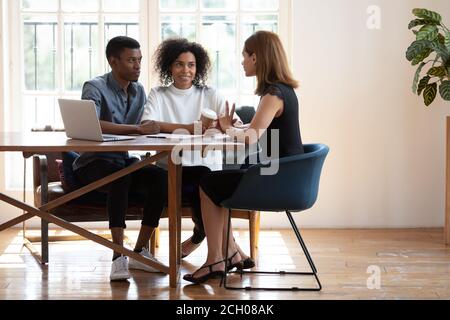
[3, 0, 293, 191]
[7, 0, 292, 131]
[11, 0, 149, 131]
[147, 0, 293, 106]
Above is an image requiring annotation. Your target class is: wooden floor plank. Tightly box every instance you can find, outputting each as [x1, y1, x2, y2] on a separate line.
[0, 228, 449, 299]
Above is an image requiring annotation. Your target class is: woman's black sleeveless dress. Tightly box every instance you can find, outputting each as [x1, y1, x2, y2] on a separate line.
[200, 83, 304, 206]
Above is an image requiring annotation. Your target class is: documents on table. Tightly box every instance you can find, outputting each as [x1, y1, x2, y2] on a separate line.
[147, 133, 230, 140]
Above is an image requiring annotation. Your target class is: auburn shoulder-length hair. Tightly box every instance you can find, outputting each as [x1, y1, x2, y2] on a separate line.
[244, 31, 298, 96]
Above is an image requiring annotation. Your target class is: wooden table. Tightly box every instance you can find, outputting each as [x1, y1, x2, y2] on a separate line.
[0, 132, 241, 287]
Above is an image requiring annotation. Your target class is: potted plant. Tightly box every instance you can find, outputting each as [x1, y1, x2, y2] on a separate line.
[406, 8, 450, 106]
[407, 9, 450, 245]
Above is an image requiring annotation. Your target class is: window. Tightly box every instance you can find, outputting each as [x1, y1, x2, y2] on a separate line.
[6, 0, 143, 189]
[158, 0, 283, 107]
[5, 0, 291, 189]
[20, 0, 141, 131]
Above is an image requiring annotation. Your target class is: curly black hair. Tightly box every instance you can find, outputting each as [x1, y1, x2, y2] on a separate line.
[154, 38, 211, 87]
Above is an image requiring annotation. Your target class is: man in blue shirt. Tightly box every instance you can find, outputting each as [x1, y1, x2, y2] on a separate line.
[74, 36, 167, 281]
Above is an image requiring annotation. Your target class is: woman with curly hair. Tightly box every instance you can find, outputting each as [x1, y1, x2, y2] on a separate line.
[141, 38, 242, 259]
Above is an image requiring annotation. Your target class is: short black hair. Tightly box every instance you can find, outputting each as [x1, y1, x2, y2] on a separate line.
[154, 38, 211, 87]
[106, 36, 141, 59]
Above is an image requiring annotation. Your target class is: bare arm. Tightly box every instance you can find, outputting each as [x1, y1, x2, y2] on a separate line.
[219, 95, 283, 145]
[141, 120, 204, 135]
[100, 120, 160, 135]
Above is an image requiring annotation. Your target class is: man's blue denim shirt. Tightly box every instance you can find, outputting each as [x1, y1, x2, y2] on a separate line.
[72, 72, 147, 171]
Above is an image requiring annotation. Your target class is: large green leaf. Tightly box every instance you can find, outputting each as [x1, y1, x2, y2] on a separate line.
[408, 19, 437, 29]
[411, 48, 432, 65]
[416, 25, 439, 41]
[427, 66, 448, 77]
[418, 75, 431, 95]
[412, 62, 426, 93]
[445, 31, 450, 53]
[440, 80, 450, 100]
[438, 33, 446, 45]
[412, 8, 442, 24]
[406, 40, 432, 61]
[430, 41, 450, 62]
[423, 82, 437, 106]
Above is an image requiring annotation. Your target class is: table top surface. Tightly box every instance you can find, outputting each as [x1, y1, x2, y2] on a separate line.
[0, 132, 243, 152]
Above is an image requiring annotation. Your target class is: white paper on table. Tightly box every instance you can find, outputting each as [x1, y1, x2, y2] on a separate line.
[146, 133, 203, 140]
[147, 133, 230, 140]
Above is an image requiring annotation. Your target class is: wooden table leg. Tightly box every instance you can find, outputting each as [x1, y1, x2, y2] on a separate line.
[0, 193, 170, 273]
[168, 156, 182, 288]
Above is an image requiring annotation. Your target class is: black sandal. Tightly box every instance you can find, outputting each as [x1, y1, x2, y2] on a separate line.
[226, 253, 256, 272]
[226, 251, 244, 272]
[183, 260, 225, 284]
[241, 257, 256, 269]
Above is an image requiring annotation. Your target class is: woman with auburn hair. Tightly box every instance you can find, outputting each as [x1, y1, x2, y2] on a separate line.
[184, 31, 305, 284]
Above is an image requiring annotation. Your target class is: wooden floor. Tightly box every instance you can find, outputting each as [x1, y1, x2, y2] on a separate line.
[0, 228, 449, 300]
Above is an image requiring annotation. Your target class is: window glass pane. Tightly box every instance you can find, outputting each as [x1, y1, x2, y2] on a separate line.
[104, 15, 140, 42]
[239, 95, 259, 109]
[64, 17, 99, 91]
[22, 0, 58, 11]
[102, 0, 140, 12]
[5, 154, 33, 189]
[160, 0, 197, 11]
[201, 15, 236, 90]
[201, 0, 237, 10]
[240, 15, 278, 92]
[104, 16, 140, 73]
[241, 74, 257, 94]
[23, 16, 57, 91]
[241, 0, 278, 10]
[24, 96, 59, 130]
[241, 14, 278, 40]
[161, 15, 196, 41]
[62, 0, 99, 12]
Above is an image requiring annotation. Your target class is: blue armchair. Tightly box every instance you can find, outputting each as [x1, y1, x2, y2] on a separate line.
[221, 143, 329, 291]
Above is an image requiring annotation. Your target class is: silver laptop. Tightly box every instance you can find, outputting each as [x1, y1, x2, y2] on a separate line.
[58, 99, 135, 142]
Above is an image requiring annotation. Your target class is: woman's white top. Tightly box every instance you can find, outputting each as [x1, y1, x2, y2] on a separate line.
[142, 84, 227, 170]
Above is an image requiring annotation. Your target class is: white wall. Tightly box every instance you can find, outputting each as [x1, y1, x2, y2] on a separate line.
[0, 0, 4, 125]
[1, 0, 450, 230]
[288, 0, 450, 228]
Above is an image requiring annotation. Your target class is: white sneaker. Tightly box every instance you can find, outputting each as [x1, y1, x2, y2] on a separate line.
[129, 248, 162, 273]
[110, 256, 130, 281]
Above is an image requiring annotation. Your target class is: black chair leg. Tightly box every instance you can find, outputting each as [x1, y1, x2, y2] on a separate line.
[223, 210, 322, 291]
[286, 210, 317, 273]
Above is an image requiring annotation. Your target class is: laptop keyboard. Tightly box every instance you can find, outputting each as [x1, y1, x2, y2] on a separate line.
[103, 135, 124, 141]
